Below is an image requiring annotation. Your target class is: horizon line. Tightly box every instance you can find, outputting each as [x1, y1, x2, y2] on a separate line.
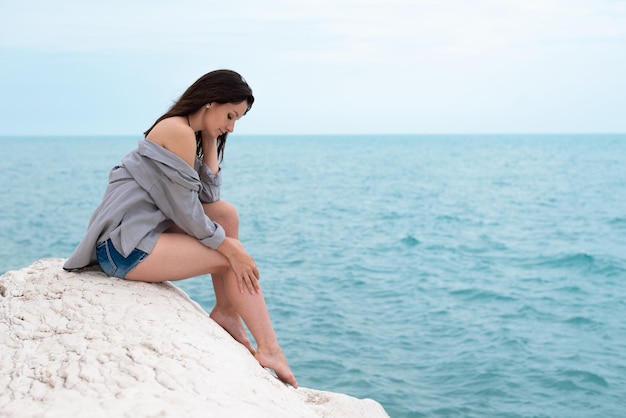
[1, 132, 626, 138]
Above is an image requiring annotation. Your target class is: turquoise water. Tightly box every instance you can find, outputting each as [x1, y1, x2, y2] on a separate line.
[2, 135, 626, 417]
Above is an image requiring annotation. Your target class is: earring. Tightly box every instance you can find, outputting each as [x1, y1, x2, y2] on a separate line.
[206, 104, 211, 109]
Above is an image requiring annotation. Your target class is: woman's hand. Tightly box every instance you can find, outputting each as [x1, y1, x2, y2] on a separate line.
[217, 237, 260, 295]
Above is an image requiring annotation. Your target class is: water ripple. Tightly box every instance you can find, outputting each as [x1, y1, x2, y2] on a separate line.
[4, 135, 626, 418]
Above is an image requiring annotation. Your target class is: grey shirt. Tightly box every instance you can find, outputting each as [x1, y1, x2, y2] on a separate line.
[63, 139, 226, 270]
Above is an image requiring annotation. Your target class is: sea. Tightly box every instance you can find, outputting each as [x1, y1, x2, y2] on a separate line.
[1, 134, 626, 417]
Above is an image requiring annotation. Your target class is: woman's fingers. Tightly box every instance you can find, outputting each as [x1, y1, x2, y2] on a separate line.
[246, 275, 257, 295]
[237, 273, 245, 294]
[235, 267, 260, 295]
[217, 238, 262, 294]
[243, 271, 260, 295]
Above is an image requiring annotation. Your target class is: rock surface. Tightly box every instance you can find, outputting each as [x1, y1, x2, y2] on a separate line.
[0, 259, 389, 418]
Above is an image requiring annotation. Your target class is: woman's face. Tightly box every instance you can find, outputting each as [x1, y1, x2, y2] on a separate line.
[204, 101, 248, 140]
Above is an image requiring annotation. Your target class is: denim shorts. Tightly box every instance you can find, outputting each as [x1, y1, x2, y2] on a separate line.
[96, 238, 148, 279]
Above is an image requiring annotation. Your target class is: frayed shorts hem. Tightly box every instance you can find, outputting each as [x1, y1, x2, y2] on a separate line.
[96, 238, 148, 279]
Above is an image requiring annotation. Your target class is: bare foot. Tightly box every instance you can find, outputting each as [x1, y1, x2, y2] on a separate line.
[210, 306, 256, 355]
[255, 346, 298, 388]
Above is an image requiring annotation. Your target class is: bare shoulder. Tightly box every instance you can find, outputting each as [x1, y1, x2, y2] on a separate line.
[146, 117, 196, 167]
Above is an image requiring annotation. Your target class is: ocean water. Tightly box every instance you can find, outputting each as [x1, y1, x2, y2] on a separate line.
[2, 134, 626, 417]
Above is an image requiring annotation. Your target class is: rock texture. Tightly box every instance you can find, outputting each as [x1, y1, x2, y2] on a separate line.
[0, 259, 389, 418]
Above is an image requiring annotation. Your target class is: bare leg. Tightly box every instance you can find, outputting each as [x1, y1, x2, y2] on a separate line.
[209, 279, 256, 354]
[125, 233, 228, 281]
[220, 269, 297, 388]
[158, 202, 254, 353]
[202, 203, 295, 385]
[125, 203, 297, 387]
[203, 202, 255, 354]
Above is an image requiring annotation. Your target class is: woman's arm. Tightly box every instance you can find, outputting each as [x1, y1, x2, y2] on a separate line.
[200, 137, 259, 293]
[202, 137, 220, 174]
[145, 121, 258, 293]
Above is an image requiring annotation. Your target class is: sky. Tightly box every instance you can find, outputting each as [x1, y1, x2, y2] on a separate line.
[1, 0, 625, 135]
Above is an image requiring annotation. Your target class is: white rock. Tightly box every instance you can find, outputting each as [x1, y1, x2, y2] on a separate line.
[0, 259, 389, 418]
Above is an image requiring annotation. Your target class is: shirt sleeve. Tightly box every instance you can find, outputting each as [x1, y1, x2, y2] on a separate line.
[195, 159, 222, 203]
[147, 173, 226, 249]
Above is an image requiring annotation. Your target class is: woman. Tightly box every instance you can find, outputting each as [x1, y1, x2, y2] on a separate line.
[64, 69, 297, 388]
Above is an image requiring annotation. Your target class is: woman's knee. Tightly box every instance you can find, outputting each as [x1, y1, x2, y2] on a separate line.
[203, 200, 239, 236]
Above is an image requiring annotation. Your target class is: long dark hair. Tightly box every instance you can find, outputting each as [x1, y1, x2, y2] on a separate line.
[144, 69, 254, 162]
